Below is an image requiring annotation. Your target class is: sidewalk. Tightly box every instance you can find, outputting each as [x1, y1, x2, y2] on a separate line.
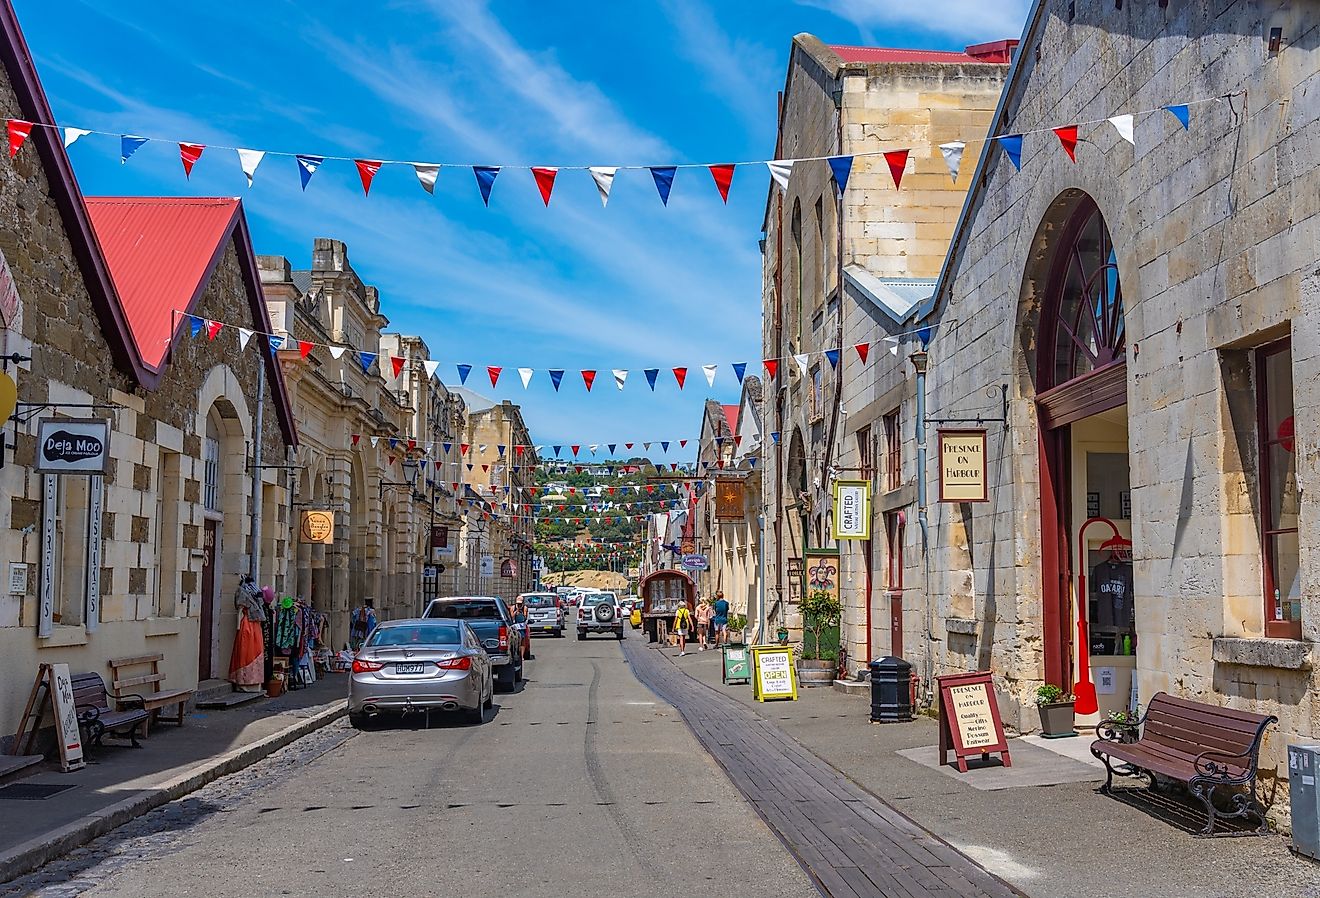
[661, 646, 1320, 898]
[0, 674, 347, 882]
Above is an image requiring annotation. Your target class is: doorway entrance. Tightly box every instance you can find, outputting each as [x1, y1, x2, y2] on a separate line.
[199, 519, 219, 680]
[1034, 197, 1137, 718]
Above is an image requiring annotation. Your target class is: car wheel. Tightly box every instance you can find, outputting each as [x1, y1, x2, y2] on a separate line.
[497, 665, 516, 692]
[484, 675, 494, 709]
[464, 698, 485, 725]
[349, 712, 371, 730]
[616, 628, 624, 640]
[555, 628, 563, 638]
[514, 656, 524, 682]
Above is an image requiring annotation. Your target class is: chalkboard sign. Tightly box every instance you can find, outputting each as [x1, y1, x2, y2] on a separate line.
[751, 645, 798, 702]
[936, 671, 1010, 772]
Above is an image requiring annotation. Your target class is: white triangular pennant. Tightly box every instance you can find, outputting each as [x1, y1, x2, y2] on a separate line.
[1108, 114, 1135, 145]
[370, 436, 379, 448]
[518, 367, 533, 389]
[236, 148, 265, 188]
[703, 364, 718, 388]
[766, 160, 793, 190]
[885, 336, 900, 357]
[612, 369, 628, 390]
[329, 346, 346, 360]
[238, 328, 254, 351]
[63, 127, 91, 149]
[938, 142, 965, 182]
[792, 353, 808, 377]
[413, 163, 440, 194]
[423, 359, 440, 378]
[589, 166, 617, 207]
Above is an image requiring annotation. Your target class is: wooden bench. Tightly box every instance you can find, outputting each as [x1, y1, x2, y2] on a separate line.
[1090, 692, 1277, 835]
[72, 672, 149, 749]
[109, 653, 193, 735]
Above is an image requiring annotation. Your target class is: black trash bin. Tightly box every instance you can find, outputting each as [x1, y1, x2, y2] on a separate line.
[869, 656, 913, 722]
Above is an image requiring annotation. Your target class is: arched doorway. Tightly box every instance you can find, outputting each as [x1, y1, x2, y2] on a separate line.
[1033, 196, 1136, 720]
[200, 400, 246, 681]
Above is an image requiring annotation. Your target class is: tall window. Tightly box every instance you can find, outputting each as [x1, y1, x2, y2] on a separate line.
[815, 195, 827, 304]
[883, 408, 901, 492]
[1257, 339, 1299, 638]
[856, 425, 874, 482]
[203, 436, 220, 512]
[791, 202, 803, 347]
[1042, 202, 1125, 391]
[155, 451, 181, 616]
[810, 364, 824, 421]
[885, 511, 904, 591]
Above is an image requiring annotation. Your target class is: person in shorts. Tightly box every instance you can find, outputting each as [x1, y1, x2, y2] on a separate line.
[695, 597, 714, 651]
[712, 591, 730, 646]
[672, 602, 694, 656]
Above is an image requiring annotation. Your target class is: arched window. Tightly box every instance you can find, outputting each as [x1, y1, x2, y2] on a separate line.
[1041, 201, 1125, 392]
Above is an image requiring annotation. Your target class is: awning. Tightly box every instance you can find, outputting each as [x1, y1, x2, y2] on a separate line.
[844, 266, 936, 325]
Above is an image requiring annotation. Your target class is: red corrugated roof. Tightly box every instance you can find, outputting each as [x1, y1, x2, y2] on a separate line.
[828, 42, 1014, 64]
[85, 197, 239, 371]
[722, 404, 739, 435]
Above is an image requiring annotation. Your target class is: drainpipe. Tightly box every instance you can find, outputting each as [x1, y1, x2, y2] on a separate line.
[248, 357, 266, 582]
[756, 512, 767, 644]
[909, 347, 932, 704]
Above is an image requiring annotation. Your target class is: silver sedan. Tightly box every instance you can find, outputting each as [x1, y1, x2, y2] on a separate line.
[348, 618, 494, 728]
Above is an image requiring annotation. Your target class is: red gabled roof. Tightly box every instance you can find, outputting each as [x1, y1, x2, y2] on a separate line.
[85, 198, 239, 370]
[829, 41, 1015, 65]
[722, 404, 739, 436]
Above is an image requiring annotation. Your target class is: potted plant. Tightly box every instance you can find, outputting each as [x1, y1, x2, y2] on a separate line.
[797, 589, 841, 687]
[1035, 684, 1076, 738]
[1100, 706, 1142, 744]
[727, 613, 748, 645]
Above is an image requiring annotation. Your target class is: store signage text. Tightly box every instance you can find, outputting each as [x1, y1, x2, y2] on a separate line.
[35, 419, 110, 474]
[938, 429, 988, 503]
[832, 479, 871, 540]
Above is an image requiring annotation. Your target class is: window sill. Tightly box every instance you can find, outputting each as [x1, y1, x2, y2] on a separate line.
[945, 617, 979, 636]
[145, 617, 185, 637]
[39, 627, 88, 648]
[1212, 637, 1312, 671]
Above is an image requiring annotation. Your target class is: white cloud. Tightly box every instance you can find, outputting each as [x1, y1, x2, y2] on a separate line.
[658, 0, 778, 130]
[799, 0, 1031, 44]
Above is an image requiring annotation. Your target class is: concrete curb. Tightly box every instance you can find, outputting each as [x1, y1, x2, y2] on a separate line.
[0, 702, 346, 883]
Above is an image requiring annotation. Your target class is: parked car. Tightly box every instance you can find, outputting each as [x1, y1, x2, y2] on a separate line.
[348, 618, 493, 728]
[423, 596, 524, 691]
[521, 591, 565, 637]
[577, 591, 625, 640]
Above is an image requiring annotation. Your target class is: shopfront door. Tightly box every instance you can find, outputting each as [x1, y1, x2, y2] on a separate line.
[199, 519, 218, 680]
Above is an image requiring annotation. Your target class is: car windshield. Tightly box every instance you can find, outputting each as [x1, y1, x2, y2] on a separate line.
[582, 593, 614, 605]
[366, 624, 462, 646]
[428, 601, 500, 619]
[523, 594, 557, 607]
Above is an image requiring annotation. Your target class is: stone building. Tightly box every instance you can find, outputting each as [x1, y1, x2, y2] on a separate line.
[0, 0, 297, 737]
[759, 35, 1011, 656]
[455, 389, 537, 600]
[893, 0, 1319, 780]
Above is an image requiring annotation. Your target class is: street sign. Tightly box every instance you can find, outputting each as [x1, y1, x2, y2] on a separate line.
[681, 553, 708, 571]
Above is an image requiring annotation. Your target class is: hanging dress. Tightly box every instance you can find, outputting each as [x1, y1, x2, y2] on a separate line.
[228, 606, 266, 691]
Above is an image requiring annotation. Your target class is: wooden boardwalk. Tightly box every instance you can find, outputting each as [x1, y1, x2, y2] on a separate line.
[624, 642, 1023, 898]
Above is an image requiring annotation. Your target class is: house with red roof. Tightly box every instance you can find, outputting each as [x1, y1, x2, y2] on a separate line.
[0, 0, 297, 745]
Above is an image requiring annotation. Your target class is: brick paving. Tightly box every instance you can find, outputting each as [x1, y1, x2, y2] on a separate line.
[624, 641, 1022, 898]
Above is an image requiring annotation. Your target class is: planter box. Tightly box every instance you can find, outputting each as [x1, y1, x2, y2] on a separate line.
[1037, 700, 1077, 738]
[797, 659, 835, 688]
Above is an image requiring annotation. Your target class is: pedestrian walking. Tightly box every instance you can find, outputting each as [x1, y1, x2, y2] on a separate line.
[673, 602, 694, 655]
[712, 591, 730, 647]
[696, 598, 714, 650]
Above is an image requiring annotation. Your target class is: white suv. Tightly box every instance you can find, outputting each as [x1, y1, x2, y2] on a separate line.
[577, 591, 624, 641]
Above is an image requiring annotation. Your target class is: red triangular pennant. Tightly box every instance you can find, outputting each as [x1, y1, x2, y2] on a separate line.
[571, 445, 580, 457]
[355, 159, 383, 195]
[764, 359, 779, 380]
[387, 455, 396, 466]
[206, 320, 222, 340]
[625, 443, 633, 449]
[515, 445, 525, 456]
[6, 119, 31, 158]
[299, 340, 313, 358]
[708, 164, 735, 202]
[392, 355, 406, 379]
[582, 370, 597, 391]
[487, 366, 502, 387]
[883, 149, 909, 189]
[460, 443, 470, 455]
[1053, 125, 1078, 162]
[680, 439, 688, 448]
[351, 433, 361, 446]
[531, 166, 558, 206]
[179, 142, 205, 177]
[855, 342, 870, 364]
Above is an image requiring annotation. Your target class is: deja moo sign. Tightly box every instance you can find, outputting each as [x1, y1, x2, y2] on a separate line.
[36, 419, 110, 474]
[938, 429, 988, 503]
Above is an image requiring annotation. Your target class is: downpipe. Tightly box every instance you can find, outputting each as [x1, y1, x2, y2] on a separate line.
[911, 348, 935, 709]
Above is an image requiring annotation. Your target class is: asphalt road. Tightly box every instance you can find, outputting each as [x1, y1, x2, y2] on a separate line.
[23, 631, 819, 898]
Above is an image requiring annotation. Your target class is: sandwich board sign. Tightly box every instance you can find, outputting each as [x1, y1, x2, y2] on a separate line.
[722, 644, 751, 685]
[936, 670, 1011, 772]
[48, 663, 85, 772]
[750, 645, 798, 702]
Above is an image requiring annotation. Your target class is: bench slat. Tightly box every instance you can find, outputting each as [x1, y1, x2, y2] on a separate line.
[137, 689, 193, 707]
[1144, 717, 1258, 757]
[113, 672, 165, 690]
[109, 653, 164, 667]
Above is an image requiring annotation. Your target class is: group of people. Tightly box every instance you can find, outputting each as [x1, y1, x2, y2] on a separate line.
[671, 591, 730, 656]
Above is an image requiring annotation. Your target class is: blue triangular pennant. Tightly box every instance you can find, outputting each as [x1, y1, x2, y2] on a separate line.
[649, 166, 676, 206]
[267, 334, 286, 353]
[549, 369, 564, 391]
[296, 154, 323, 190]
[608, 444, 616, 455]
[644, 368, 659, 390]
[553, 446, 562, 458]
[748, 457, 758, 468]
[443, 442, 452, 455]
[918, 326, 932, 347]
[189, 317, 203, 338]
[825, 348, 840, 369]
[827, 155, 853, 194]
[770, 431, 780, 444]
[1164, 104, 1189, 129]
[473, 166, 500, 206]
[357, 351, 377, 374]
[497, 445, 506, 457]
[120, 135, 147, 163]
[732, 362, 746, 384]
[998, 135, 1023, 171]
[456, 363, 472, 384]
[661, 441, 670, 453]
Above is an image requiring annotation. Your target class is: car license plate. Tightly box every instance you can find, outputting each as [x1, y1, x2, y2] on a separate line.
[395, 662, 425, 674]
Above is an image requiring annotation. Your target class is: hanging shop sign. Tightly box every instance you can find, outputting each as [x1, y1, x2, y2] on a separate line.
[936, 671, 1011, 772]
[804, 548, 839, 606]
[0, 246, 22, 328]
[714, 478, 744, 521]
[38, 473, 56, 638]
[35, 419, 110, 474]
[500, 559, 518, 578]
[832, 479, 871, 540]
[299, 509, 335, 544]
[938, 429, 988, 503]
[750, 645, 798, 701]
[480, 554, 495, 578]
[85, 475, 103, 632]
[681, 553, 709, 571]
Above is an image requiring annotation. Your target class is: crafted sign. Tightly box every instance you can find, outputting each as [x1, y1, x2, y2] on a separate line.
[832, 479, 871, 540]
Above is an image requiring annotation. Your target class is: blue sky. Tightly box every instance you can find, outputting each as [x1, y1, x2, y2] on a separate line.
[16, 0, 1029, 453]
